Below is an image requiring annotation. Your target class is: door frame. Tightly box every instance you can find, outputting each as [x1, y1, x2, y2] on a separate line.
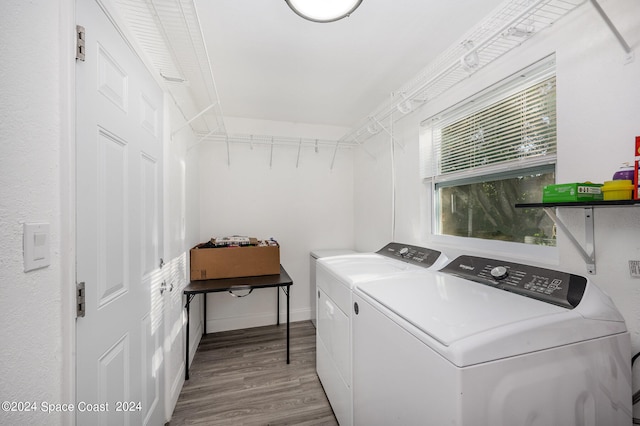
[60, 1, 77, 425]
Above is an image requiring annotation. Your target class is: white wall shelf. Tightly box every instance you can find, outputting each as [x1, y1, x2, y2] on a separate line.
[516, 200, 640, 275]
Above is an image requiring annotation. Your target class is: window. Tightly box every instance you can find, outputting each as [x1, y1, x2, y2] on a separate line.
[422, 56, 557, 246]
[436, 166, 556, 244]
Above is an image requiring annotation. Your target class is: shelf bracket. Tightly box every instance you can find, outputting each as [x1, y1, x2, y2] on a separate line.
[590, 0, 634, 63]
[371, 117, 404, 151]
[330, 141, 340, 171]
[296, 138, 302, 168]
[172, 103, 218, 136]
[269, 137, 274, 169]
[225, 136, 231, 166]
[543, 207, 596, 275]
[351, 133, 377, 160]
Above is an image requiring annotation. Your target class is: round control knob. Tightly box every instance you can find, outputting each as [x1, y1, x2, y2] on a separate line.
[490, 266, 509, 280]
[399, 247, 409, 256]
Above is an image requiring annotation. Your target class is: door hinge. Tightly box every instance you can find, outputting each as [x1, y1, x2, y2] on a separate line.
[76, 25, 85, 61]
[76, 282, 86, 318]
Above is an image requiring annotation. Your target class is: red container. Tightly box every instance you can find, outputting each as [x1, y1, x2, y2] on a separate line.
[635, 137, 640, 199]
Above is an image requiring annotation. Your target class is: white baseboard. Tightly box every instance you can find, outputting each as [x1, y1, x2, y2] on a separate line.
[188, 320, 203, 364]
[205, 307, 311, 333]
[165, 363, 185, 422]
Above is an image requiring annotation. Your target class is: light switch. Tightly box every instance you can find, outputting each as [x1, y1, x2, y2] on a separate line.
[23, 223, 50, 272]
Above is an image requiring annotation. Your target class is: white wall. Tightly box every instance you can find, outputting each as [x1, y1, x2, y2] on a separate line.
[0, 2, 202, 424]
[354, 0, 640, 413]
[0, 1, 70, 425]
[197, 117, 354, 332]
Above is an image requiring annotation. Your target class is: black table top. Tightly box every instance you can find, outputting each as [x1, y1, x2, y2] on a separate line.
[184, 265, 292, 294]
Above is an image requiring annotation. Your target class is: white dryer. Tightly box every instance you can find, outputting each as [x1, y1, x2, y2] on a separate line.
[352, 255, 632, 425]
[315, 243, 448, 426]
[310, 249, 357, 327]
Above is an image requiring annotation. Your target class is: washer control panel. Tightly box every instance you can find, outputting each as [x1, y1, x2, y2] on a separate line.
[376, 242, 442, 268]
[441, 255, 587, 309]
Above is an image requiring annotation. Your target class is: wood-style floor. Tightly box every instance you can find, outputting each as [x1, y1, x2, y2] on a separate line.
[169, 320, 338, 426]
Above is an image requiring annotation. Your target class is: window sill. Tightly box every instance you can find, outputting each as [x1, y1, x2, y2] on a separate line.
[428, 234, 559, 268]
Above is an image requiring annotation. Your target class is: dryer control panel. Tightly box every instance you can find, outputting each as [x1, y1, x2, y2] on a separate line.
[376, 243, 442, 268]
[441, 255, 587, 309]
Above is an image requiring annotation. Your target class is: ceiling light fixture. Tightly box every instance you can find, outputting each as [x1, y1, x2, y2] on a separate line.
[285, 0, 363, 23]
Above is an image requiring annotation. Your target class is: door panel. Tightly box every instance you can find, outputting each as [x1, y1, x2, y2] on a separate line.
[76, 1, 164, 425]
[141, 313, 160, 425]
[97, 129, 128, 307]
[97, 43, 128, 112]
[164, 253, 187, 416]
[98, 335, 129, 425]
[141, 154, 158, 276]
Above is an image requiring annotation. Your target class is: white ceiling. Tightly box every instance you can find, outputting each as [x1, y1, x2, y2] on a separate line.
[112, 0, 585, 144]
[194, 0, 506, 128]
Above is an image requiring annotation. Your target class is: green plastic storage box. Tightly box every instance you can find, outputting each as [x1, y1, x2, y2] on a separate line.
[542, 183, 603, 203]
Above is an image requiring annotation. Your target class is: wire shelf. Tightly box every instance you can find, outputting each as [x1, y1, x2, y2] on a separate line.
[198, 133, 358, 149]
[113, 0, 226, 135]
[341, 0, 585, 146]
[111, 0, 587, 151]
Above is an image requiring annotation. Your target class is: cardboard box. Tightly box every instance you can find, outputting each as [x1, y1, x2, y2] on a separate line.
[190, 243, 280, 280]
[542, 183, 603, 203]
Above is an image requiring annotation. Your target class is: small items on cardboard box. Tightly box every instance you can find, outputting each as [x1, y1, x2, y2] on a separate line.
[190, 236, 280, 281]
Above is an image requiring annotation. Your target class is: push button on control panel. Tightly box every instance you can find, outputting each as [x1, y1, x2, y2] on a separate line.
[490, 266, 509, 280]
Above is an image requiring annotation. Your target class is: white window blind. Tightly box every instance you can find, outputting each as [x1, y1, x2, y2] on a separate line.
[428, 57, 556, 180]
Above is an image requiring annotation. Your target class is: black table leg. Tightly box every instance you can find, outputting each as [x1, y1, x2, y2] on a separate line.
[276, 286, 280, 326]
[203, 293, 207, 336]
[184, 294, 194, 380]
[287, 284, 290, 364]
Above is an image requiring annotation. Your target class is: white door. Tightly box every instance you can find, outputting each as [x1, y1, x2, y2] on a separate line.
[163, 254, 187, 417]
[76, 0, 165, 425]
[162, 103, 188, 417]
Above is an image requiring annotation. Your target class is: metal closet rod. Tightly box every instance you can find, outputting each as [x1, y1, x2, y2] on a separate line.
[194, 133, 355, 169]
[199, 133, 359, 149]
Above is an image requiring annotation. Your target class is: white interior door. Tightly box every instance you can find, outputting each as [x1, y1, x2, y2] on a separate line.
[76, 0, 165, 424]
[163, 254, 187, 417]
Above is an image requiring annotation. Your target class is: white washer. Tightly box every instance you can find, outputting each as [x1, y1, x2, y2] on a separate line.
[316, 243, 448, 426]
[352, 255, 632, 426]
[310, 249, 357, 327]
